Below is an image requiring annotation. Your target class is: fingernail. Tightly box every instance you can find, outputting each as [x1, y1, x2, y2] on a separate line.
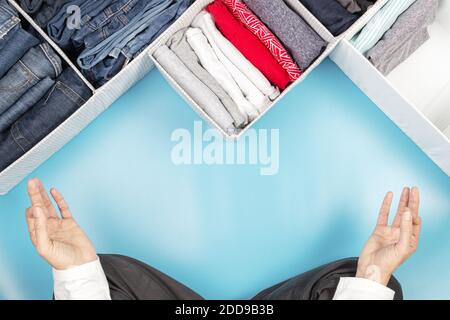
[404, 210, 412, 221]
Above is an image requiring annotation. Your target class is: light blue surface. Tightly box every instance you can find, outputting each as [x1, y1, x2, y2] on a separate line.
[0, 59, 449, 300]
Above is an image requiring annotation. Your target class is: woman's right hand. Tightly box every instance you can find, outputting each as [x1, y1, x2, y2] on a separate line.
[356, 187, 422, 286]
[25, 178, 98, 270]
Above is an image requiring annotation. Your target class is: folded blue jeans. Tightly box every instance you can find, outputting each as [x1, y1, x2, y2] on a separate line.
[0, 68, 92, 172]
[0, 43, 62, 115]
[0, 27, 40, 78]
[72, 0, 145, 50]
[20, 0, 69, 28]
[47, 0, 116, 50]
[0, 0, 20, 50]
[0, 77, 54, 133]
[77, 0, 173, 70]
[79, 0, 192, 86]
[86, 0, 192, 86]
[125, 0, 190, 58]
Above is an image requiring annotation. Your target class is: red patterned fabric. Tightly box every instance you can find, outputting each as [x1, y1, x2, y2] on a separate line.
[221, 0, 302, 81]
[206, 1, 291, 89]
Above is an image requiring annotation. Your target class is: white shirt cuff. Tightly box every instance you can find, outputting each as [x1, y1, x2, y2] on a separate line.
[53, 259, 104, 281]
[53, 258, 111, 300]
[333, 277, 395, 300]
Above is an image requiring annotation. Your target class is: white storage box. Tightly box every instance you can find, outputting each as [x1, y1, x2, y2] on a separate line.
[0, 0, 170, 195]
[1, 0, 449, 195]
[148, 0, 339, 138]
[330, 0, 450, 177]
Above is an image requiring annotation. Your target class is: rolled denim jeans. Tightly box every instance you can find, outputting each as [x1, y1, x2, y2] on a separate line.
[47, 0, 116, 50]
[84, 0, 191, 86]
[0, 27, 40, 79]
[0, 0, 20, 50]
[72, 0, 145, 50]
[0, 68, 92, 172]
[78, 0, 191, 85]
[0, 43, 62, 115]
[125, 0, 191, 58]
[96, 0, 191, 86]
[0, 77, 54, 133]
[77, 0, 173, 70]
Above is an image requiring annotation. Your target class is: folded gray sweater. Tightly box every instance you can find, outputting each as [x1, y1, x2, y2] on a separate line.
[366, 0, 438, 75]
[167, 28, 247, 128]
[154, 45, 237, 134]
[243, 0, 326, 70]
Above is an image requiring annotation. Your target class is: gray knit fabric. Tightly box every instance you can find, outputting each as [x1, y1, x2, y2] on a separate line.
[242, 0, 326, 70]
[336, 0, 362, 13]
[367, 0, 438, 75]
[154, 45, 236, 134]
[167, 28, 247, 128]
[373, 28, 429, 75]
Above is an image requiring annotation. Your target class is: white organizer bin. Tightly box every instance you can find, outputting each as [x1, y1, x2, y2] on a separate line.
[1, 0, 449, 195]
[330, 0, 450, 177]
[0, 0, 158, 195]
[148, 0, 338, 138]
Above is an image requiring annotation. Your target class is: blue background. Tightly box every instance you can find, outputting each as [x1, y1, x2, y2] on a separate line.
[0, 59, 449, 300]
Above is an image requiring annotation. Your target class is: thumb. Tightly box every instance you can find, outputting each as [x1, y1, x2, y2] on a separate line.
[32, 207, 52, 258]
[397, 210, 413, 257]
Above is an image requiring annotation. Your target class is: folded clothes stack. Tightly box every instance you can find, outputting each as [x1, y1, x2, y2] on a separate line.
[297, 0, 377, 36]
[352, 0, 438, 75]
[155, 0, 326, 135]
[299, 0, 360, 36]
[0, 0, 92, 172]
[19, 0, 68, 27]
[28, 0, 193, 87]
[16, 0, 194, 87]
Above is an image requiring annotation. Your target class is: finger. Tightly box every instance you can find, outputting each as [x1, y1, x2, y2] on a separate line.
[25, 208, 37, 246]
[37, 180, 58, 218]
[412, 216, 422, 248]
[392, 187, 410, 227]
[50, 188, 72, 219]
[394, 187, 410, 223]
[32, 207, 52, 257]
[377, 192, 393, 226]
[25, 207, 33, 227]
[408, 187, 420, 219]
[397, 210, 414, 256]
[27, 178, 44, 208]
[26, 208, 35, 232]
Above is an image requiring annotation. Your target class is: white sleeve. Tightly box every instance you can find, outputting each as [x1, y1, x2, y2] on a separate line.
[53, 258, 112, 300]
[333, 277, 395, 300]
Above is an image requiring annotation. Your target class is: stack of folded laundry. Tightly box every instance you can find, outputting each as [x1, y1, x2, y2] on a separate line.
[352, 0, 438, 75]
[19, 0, 68, 27]
[38, 0, 194, 87]
[0, 0, 92, 172]
[154, 0, 327, 135]
[17, 0, 194, 87]
[299, 0, 377, 36]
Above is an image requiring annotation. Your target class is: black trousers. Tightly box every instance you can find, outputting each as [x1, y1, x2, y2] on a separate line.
[98, 255, 403, 300]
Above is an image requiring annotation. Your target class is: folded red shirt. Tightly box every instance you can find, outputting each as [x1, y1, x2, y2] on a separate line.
[206, 0, 291, 90]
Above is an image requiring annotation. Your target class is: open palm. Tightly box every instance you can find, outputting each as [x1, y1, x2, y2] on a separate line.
[26, 178, 97, 270]
[357, 187, 422, 285]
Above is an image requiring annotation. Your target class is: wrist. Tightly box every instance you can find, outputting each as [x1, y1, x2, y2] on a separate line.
[356, 264, 391, 286]
[70, 251, 98, 270]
